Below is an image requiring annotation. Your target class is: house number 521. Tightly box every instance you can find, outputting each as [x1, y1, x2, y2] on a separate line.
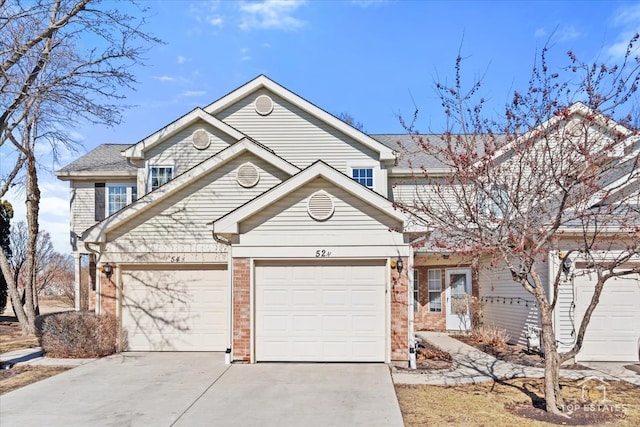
[315, 250, 331, 258]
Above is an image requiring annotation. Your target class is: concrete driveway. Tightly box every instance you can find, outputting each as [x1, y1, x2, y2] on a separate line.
[0, 353, 404, 427]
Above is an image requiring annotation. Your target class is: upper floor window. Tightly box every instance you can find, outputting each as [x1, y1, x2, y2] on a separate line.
[352, 168, 373, 188]
[107, 184, 137, 216]
[480, 184, 508, 219]
[150, 166, 174, 191]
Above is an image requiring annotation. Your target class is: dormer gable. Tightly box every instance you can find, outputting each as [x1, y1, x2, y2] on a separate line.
[123, 107, 246, 160]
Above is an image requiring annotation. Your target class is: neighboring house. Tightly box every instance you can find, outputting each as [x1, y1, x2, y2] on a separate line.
[57, 75, 640, 364]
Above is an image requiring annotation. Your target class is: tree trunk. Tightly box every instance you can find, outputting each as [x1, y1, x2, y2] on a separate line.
[0, 252, 31, 334]
[540, 305, 564, 415]
[21, 150, 40, 335]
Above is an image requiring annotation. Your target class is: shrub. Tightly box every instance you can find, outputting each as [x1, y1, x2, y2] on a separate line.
[471, 324, 510, 348]
[36, 311, 117, 358]
[470, 296, 483, 330]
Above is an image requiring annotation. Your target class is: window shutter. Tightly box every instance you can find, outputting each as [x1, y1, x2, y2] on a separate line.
[95, 183, 105, 221]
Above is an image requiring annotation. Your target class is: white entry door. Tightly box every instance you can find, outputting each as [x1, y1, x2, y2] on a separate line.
[446, 269, 471, 331]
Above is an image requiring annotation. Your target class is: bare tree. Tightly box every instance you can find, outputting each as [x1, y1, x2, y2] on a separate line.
[396, 39, 640, 415]
[0, 0, 159, 334]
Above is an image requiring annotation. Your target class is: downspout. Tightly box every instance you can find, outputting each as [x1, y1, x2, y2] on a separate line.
[212, 229, 233, 361]
[84, 242, 101, 315]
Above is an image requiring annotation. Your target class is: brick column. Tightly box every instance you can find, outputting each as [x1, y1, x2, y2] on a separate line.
[99, 266, 117, 317]
[390, 256, 409, 361]
[232, 258, 251, 362]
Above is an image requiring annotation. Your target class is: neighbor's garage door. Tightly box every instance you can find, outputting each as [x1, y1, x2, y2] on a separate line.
[255, 261, 386, 362]
[574, 270, 640, 362]
[122, 265, 228, 351]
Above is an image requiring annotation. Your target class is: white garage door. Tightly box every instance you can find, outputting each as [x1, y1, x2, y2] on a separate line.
[122, 265, 228, 351]
[255, 261, 386, 362]
[574, 270, 640, 362]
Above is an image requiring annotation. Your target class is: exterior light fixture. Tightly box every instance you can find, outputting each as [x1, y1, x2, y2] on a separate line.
[559, 252, 572, 280]
[100, 262, 113, 279]
[396, 258, 404, 274]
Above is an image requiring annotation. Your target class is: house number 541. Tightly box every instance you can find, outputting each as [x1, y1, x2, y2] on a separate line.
[315, 250, 331, 258]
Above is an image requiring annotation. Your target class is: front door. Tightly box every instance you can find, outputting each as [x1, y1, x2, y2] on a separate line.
[445, 269, 471, 331]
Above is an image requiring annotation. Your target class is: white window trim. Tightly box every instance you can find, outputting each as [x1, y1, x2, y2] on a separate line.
[428, 268, 442, 313]
[413, 269, 419, 313]
[106, 183, 137, 216]
[480, 183, 508, 219]
[348, 163, 377, 189]
[147, 163, 175, 192]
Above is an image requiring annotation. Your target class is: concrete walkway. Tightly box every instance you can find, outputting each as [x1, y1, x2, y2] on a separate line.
[393, 331, 640, 386]
[0, 346, 95, 368]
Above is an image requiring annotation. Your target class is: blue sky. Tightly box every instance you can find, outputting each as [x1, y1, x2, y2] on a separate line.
[3, 0, 640, 253]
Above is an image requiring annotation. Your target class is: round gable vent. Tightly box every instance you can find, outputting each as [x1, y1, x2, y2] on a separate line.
[254, 94, 274, 116]
[236, 162, 260, 188]
[192, 129, 211, 150]
[307, 191, 334, 221]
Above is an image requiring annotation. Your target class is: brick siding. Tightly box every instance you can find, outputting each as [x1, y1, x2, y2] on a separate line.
[232, 258, 251, 362]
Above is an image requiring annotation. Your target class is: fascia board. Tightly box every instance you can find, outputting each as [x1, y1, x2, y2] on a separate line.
[122, 108, 245, 159]
[214, 162, 408, 235]
[204, 75, 396, 162]
[55, 170, 137, 181]
[83, 139, 299, 242]
[485, 102, 633, 167]
[388, 167, 454, 177]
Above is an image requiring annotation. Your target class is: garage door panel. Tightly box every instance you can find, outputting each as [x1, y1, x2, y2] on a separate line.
[575, 272, 640, 362]
[256, 262, 386, 362]
[122, 266, 228, 352]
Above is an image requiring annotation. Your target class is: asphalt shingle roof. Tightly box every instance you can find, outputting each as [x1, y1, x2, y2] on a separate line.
[57, 144, 135, 174]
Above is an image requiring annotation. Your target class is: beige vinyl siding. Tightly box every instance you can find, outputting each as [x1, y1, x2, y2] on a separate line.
[216, 89, 379, 171]
[555, 277, 576, 353]
[239, 177, 402, 246]
[146, 121, 237, 176]
[69, 179, 137, 248]
[391, 178, 463, 219]
[478, 259, 541, 347]
[106, 154, 289, 250]
[70, 181, 97, 240]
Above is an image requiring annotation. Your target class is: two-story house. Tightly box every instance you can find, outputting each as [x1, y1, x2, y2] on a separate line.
[57, 75, 639, 364]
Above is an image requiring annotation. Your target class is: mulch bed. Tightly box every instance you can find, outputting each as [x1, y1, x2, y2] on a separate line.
[507, 401, 626, 425]
[455, 335, 589, 370]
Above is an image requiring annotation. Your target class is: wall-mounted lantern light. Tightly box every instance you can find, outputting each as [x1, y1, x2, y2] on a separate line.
[396, 257, 404, 274]
[100, 262, 113, 279]
[559, 252, 572, 281]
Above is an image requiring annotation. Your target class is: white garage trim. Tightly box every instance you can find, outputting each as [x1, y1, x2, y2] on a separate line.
[121, 264, 228, 351]
[254, 260, 387, 362]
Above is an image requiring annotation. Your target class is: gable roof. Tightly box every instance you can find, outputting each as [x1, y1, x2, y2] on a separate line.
[83, 138, 299, 242]
[204, 75, 396, 162]
[213, 160, 412, 236]
[122, 108, 246, 160]
[55, 144, 137, 179]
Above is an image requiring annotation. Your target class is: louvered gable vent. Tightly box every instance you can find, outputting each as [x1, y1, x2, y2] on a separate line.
[254, 94, 274, 116]
[236, 162, 260, 188]
[192, 129, 211, 150]
[307, 191, 334, 221]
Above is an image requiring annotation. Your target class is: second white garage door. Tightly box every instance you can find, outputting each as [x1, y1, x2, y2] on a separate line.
[122, 265, 228, 351]
[255, 261, 386, 362]
[574, 270, 640, 362]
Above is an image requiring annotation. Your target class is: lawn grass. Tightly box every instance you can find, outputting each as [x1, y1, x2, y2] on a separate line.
[396, 378, 640, 426]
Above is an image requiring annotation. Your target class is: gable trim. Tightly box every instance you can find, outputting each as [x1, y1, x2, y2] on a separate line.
[123, 108, 246, 160]
[203, 75, 396, 162]
[213, 160, 409, 235]
[83, 138, 300, 242]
